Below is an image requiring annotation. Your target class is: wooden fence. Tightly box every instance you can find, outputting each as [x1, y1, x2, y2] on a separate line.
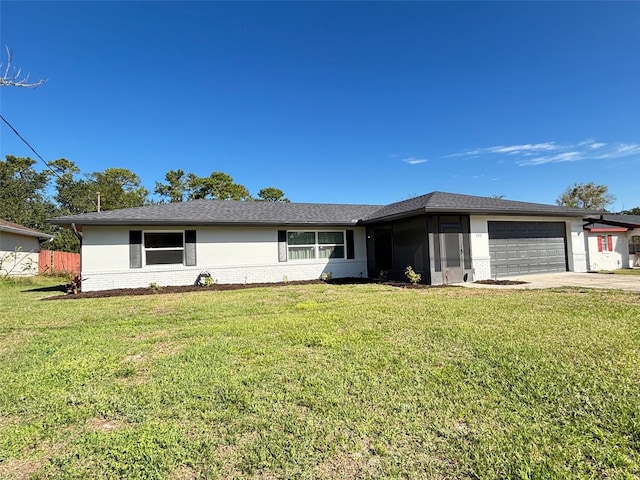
[38, 250, 80, 275]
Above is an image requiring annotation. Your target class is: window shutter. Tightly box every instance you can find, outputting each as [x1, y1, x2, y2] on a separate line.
[278, 230, 287, 262]
[129, 230, 142, 268]
[346, 229, 355, 259]
[607, 235, 613, 252]
[185, 230, 197, 266]
[597, 236, 603, 253]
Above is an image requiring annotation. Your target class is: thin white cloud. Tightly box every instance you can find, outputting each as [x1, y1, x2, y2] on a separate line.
[444, 140, 640, 166]
[446, 142, 559, 158]
[518, 142, 640, 166]
[486, 143, 559, 155]
[403, 157, 428, 165]
[578, 140, 607, 149]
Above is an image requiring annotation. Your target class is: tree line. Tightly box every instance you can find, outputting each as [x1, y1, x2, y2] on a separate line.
[0, 155, 289, 252]
[2, 154, 637, 253]
[556, 182, 639, 214]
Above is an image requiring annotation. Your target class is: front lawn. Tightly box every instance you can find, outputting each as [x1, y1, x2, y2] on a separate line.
[598, 268, 640, 275]
[1, 277, 638, 479]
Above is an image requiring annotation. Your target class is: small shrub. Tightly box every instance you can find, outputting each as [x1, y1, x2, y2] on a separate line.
[149, 282, 164, 293]
[320, 271, 333, 282]
[378, 270, 388, 283]
[282, 275, 289, 284]
[405, 266, 421, 285]
[196, 272, 216, 287]
[67, 274, 82, 294]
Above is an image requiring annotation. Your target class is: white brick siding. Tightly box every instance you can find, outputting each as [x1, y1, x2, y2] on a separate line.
[80, 225, 368, 291]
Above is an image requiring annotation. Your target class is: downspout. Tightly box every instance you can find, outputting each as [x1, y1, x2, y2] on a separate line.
[71, 223, 82, 242]
[71, 223, 83, 282]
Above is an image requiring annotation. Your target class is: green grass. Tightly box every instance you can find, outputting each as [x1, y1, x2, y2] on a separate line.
[598, 268, 640, 276]
[1, 277, 639, 479]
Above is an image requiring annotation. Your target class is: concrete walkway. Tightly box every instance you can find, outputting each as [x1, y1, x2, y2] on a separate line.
[463, 271, 640, 292]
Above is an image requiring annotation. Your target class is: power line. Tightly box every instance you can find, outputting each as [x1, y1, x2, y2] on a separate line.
[0, 113, 63, 181]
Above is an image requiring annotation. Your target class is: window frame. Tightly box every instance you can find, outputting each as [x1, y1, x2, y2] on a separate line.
[143, 231, 185, 266]
[286, 230, 346, 261]
[598, 234, 613, 253]
[629, 235, 640, 255]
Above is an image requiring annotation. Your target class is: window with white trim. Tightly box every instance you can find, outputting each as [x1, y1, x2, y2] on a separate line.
[287, 231, 345, 260]
[629, 236, 640, 255]
[598, 234, 613, 253]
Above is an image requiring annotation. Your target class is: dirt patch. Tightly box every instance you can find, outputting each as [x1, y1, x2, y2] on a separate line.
[0, 457, 46, 480]
[474, 279, 528, 285]
[169, 464, 200, 480]
[0, 415, 20, 428]
[315, 439, 382, 480]
[149, 340, 189, 359]
[0, 437, 71, 480]
[43, 278, 452, 300]
[85, 417, 128, 432]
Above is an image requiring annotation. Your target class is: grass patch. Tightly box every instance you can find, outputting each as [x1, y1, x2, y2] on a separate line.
[1, 277, 639, 478]
[597, 268, 640, 276]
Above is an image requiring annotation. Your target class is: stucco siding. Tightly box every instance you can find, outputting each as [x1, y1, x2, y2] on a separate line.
[82, 227, 131, 271]
[0, 232, 41, 276]
[585, 232, 628, 271]
[80, 225, 368, 291]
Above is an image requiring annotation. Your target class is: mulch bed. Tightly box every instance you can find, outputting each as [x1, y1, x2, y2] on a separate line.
[42, 277, 448, 300]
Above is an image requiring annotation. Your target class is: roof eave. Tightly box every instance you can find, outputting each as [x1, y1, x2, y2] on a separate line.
[0, 225, 54, 239]
[49, 219, 363, 228]
[583, 217, 640, 229]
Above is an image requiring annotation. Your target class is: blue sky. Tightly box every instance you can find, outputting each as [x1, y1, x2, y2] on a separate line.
[1, 1, 639, 210]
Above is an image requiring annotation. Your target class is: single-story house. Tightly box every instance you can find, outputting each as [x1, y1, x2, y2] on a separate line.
[0, 219, 53, 276]
[582, 214, 640, 270]
[49, 191, 597, 292]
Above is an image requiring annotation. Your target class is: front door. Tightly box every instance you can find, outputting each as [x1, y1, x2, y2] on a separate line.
[441, 225, 464, 283]
[373, 229, 393, 270]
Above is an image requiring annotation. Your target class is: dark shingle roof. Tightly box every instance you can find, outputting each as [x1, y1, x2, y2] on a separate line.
[361, 191, 596, 222]
[49, 200, 384, 228]
[0, 218, 53, 239]
[49, 191, 600, 229]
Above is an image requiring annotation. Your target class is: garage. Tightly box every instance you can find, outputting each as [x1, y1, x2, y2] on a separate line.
[488, 221, 567, 276]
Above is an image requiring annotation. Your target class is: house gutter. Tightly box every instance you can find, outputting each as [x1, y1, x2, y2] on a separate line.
[361, 208, 590, 224]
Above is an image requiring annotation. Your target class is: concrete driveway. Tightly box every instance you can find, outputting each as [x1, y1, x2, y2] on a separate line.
[464, 272, 640, 292]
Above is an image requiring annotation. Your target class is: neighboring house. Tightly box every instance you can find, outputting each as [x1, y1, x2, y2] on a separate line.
[0, 219, 53, 276]
[582, 214, 640, 271]
[49, 191, 596, 292]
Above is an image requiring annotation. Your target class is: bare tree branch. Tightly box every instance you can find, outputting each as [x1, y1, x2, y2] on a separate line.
[0, 46, 47, 88]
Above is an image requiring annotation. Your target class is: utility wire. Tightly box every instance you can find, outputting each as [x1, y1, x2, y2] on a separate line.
[0, 113, 63, 181]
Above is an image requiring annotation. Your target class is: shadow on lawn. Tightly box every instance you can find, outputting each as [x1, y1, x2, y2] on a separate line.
[23, 284, 68, 293]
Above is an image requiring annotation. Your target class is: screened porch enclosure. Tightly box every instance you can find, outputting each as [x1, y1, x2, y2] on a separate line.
[366, 215, 472, 285]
